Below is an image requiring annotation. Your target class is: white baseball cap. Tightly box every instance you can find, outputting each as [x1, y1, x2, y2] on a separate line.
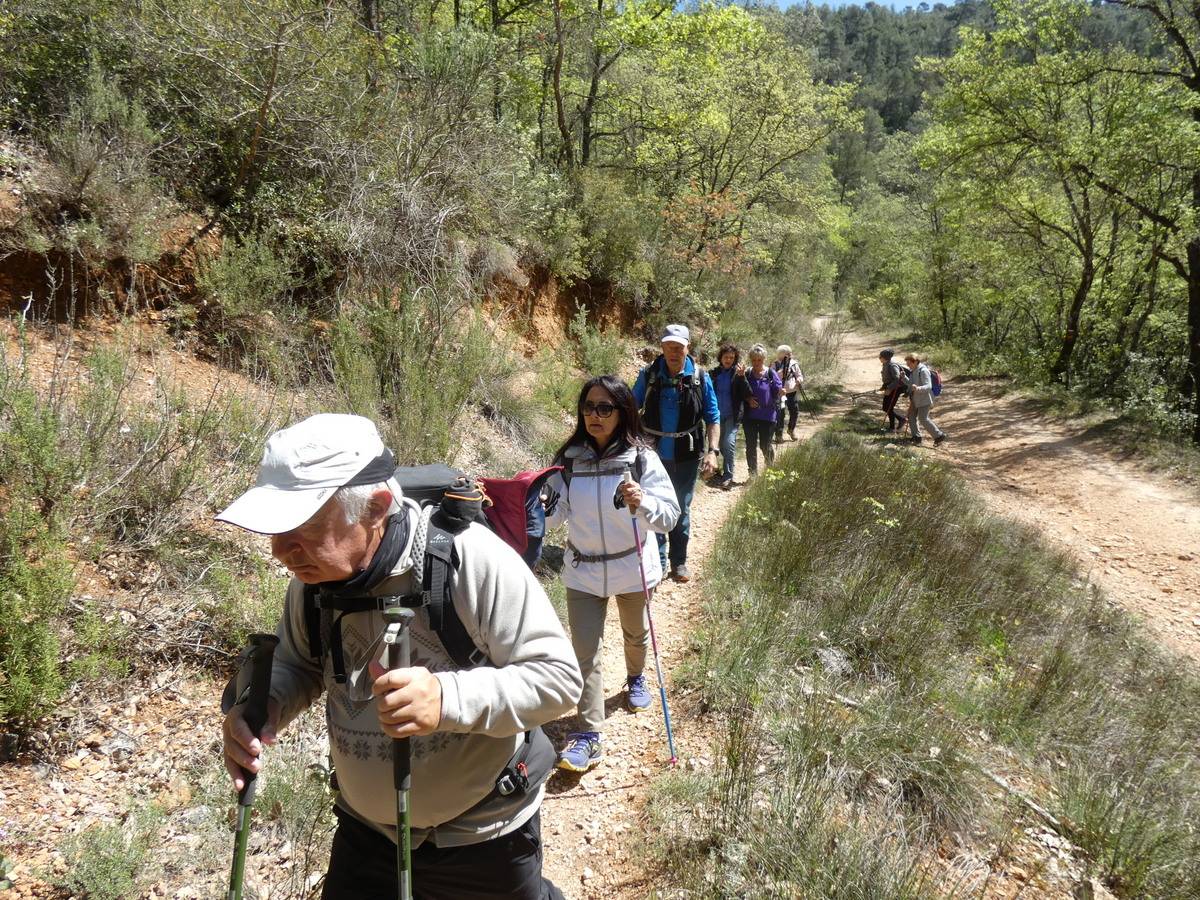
[660, 324, 690, 345]
[216, 414, 397, 535]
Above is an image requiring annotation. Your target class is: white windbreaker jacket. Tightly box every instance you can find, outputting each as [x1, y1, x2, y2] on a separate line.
[544, 441, 681, 597]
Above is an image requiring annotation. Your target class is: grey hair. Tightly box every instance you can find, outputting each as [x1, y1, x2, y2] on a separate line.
[748, 343, 768, 359]
[335, 480, 403, 525]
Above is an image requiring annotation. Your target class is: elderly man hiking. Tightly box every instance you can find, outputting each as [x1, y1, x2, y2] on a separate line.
[632, 324, 721, 583]
[217, 414, 581, 900]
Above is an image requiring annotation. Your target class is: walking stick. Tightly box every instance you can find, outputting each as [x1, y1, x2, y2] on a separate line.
[383, 606, 416, 900]
[797, 384, 818, 421]
[622, 471, 678, 766]
[227, 633, 279, 900]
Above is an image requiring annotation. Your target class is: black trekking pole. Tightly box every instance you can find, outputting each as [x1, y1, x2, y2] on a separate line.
[383, 606, 416, 900]
[227, 633, 279, 900]
[796, 384, 818, 421]
[622, 471, 678, 766]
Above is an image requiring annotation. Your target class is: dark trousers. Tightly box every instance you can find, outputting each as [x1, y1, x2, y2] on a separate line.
[883, 388, 906, 431]
[657, 456, 700, 570]
[743, 419, 775, 473]
[774, 393, 799, 438]
[322, 809, 564, 900]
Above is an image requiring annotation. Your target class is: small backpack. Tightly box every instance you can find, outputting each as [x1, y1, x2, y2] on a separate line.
[930, 368, 943, 397]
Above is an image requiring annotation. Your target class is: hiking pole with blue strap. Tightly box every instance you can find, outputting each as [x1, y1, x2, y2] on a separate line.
[227, 633, 279, 900]
[622, 470, 678, 766]
[383, 606, 416, 900]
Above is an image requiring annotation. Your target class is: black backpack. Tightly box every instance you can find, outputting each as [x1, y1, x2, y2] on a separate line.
[302, 465, 493, 676]
[301, 465, 555, 806]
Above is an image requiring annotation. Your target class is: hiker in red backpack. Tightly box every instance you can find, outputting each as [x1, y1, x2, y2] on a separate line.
[541, 376, 680, 773]
[216, 413, 580, 900]
[901, 354, 947, 447]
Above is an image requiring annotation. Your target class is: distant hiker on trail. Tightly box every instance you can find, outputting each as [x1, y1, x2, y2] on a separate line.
[216, 414, 581, 900]
[879, 348, 908, 434]
[632, 324, 721, 583]
[708, 343, 751, 490]
[902, 354, 947, 446]
[772, 344, 804, 443]
[541, 376, 681, 773]
[742, 344, 782, 476]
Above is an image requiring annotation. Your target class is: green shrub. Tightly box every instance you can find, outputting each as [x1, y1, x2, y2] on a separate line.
[56, 803, 163, 900]
[0, 497, 73, 726]
[329, 294, 501, 465]
[10, 66, 169, 266]
[568, 304, 625, 377]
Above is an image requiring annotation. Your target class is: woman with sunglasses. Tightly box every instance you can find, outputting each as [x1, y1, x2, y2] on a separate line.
[543, 375, 681, 773]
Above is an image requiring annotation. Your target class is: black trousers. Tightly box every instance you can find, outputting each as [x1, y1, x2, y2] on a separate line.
[322, 808, 565, 900]
[774, 393, 799, 437]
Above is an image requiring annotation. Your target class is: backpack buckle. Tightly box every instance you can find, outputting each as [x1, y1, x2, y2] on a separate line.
[496, 762, 530, 797]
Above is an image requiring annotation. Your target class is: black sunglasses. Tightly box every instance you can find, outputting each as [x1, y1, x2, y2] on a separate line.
[582, 401, 617, 418]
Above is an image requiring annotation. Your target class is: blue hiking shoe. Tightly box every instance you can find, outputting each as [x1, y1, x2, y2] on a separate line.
[626, 675, 652, 712]
[557, 732, 602, 772]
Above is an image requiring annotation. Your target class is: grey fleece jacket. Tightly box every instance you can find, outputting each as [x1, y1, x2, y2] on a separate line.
[267, 511, 582, 848]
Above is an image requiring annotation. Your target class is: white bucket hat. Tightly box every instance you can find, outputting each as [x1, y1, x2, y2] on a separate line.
[216, 413, 398, 535]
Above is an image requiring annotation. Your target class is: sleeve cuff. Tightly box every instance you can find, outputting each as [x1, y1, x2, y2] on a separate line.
[435, 671, 465, 731]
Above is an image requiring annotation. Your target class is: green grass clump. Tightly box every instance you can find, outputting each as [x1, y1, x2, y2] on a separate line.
[55, 803, 164, 900]
[657, 419, 1200, 898]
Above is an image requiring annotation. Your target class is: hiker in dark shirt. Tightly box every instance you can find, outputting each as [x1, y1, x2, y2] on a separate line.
[708, 344, 751, 490]
[878, 349, 908, 433]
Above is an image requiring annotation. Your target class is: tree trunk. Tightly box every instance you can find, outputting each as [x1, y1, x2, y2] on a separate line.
[490, 0, 502, 121]
[360, 0, 380, 35]
[551, 0, 574, 168]
[1050, 256, 1094, 384]
[1187, 144, 1200, 444]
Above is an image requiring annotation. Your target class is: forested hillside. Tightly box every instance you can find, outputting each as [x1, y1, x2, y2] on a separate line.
[2, 0, 1197, 444]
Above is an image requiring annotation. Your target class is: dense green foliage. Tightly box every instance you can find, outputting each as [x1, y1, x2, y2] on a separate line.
[826, 0, 1200, 443]
[3, 0, 1195, 441]
[655, 414, 1200, 896]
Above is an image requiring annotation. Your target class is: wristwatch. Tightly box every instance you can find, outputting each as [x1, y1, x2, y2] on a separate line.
[706, 448, 719, 456]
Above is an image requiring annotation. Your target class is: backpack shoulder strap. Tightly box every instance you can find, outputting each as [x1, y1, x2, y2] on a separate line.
[561, 456, 573, 490]
[303, 583, 322, 665]
[424, 519, 487, 669]
[633, 447, 647, 484]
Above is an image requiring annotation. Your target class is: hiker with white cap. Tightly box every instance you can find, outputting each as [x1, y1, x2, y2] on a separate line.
[217, 413, 581, 899]
[772, 344, 804, 443]
[631, 324, 721, 583]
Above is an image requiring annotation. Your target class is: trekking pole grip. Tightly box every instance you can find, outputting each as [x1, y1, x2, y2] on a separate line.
[238, 633, 279, 806]
[383, 608, 416, 791]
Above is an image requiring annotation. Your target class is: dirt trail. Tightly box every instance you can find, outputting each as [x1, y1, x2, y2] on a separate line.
[539, 332, 843, 899]
[837, 327, 1200, 660]
[540, 320, 1200, 898]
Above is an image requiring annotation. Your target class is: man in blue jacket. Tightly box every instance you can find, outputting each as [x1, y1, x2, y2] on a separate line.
[632, 324, 721, 582]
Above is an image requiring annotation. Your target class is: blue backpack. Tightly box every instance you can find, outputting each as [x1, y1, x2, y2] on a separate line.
[930, 368, 943, 397]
